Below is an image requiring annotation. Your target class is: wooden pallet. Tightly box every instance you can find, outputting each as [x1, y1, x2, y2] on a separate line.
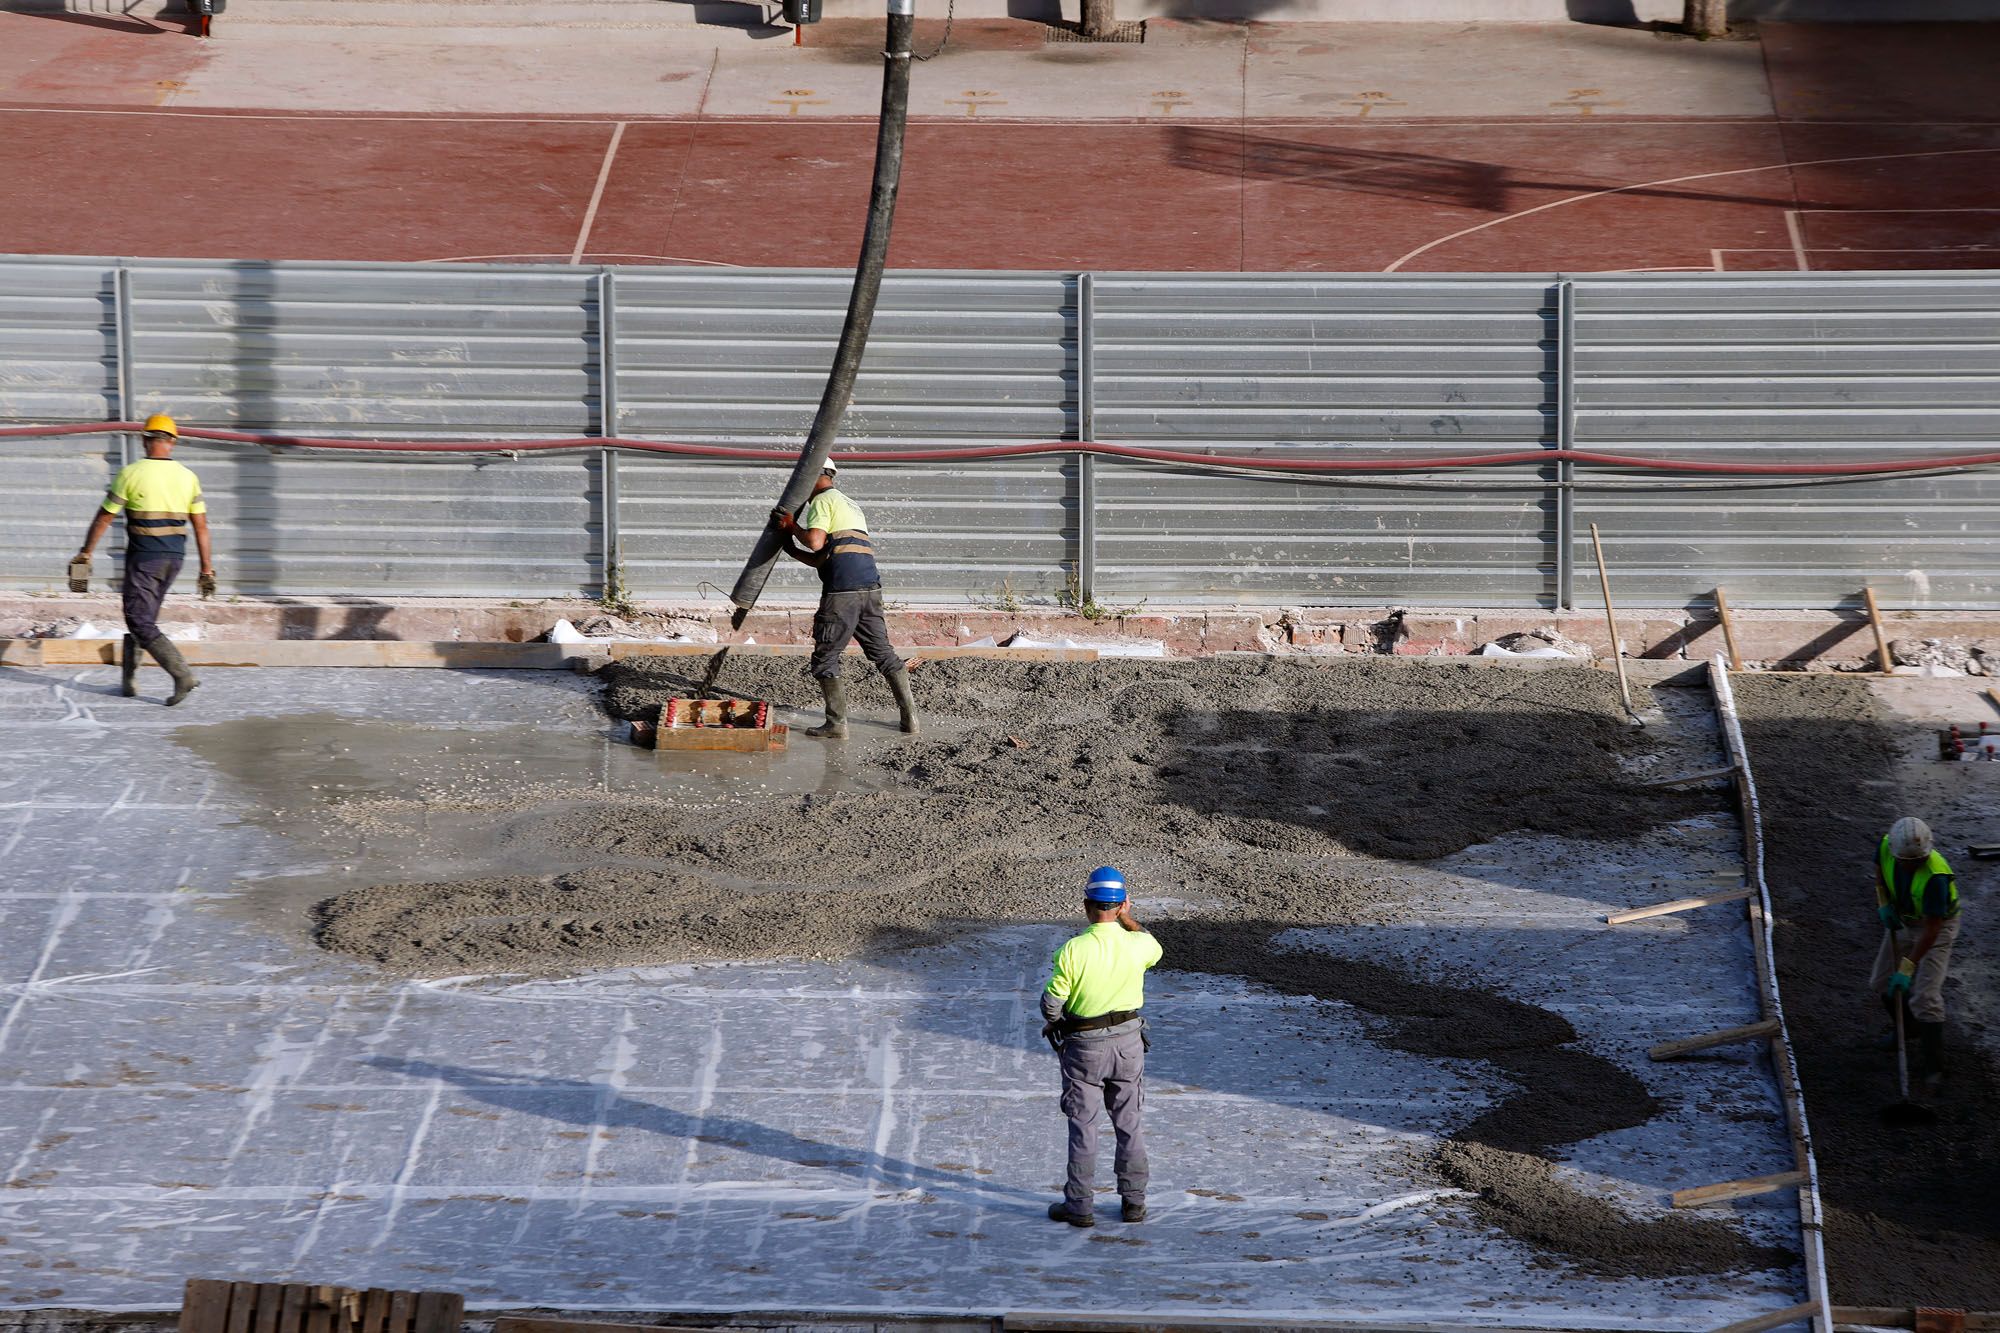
[179, 1279, 464, 1333]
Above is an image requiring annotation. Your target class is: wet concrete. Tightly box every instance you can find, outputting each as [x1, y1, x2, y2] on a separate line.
[1734, 673, 2000, 1308]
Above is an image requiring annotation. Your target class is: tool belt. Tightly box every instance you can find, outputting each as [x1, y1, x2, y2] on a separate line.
[1042, 1009, 1145, 1052]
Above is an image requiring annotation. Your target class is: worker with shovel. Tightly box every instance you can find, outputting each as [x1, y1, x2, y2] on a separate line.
[772, 462, 918, 739]
[1872, 816, 1962, 1087]
[1041, 866, 1162, 1228]
[69, 414, 213, 706]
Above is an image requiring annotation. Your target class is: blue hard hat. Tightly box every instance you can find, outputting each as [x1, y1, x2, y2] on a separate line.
[1084, 866, 1127, 904]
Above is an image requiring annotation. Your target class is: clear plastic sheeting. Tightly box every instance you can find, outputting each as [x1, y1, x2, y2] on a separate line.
[0, 666, 1805, 1323]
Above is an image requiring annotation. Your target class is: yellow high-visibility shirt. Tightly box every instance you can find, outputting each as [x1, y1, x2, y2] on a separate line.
[101, 459, 206, 557]
[1045, 923, 1163, 1019]
[803, 488, 867, 535]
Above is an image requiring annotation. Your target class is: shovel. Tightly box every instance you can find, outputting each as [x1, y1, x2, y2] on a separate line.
[1883, 930, 1938, 1126]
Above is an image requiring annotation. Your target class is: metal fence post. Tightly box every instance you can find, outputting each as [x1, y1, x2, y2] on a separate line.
[113, 264, 137, 468]
[1076, 271, 1097, 604]
[596, 269, 621, 599]
[1555, 279, 1576, 611]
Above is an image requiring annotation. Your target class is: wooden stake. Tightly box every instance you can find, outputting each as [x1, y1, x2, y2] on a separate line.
[1589, 523, 1639, 721]
[1605, 887, 1750, 925]
[1643, 764, 1739, 787]
[1672, 1168, 1809, 1209]
[1714, 586, 1745, 671]
[1863, 587, 1894, 674]
[1709, 1302, 1822, 1333]
[1985, 687, 2000, 716]
[1648, 1018, 1781, 1061]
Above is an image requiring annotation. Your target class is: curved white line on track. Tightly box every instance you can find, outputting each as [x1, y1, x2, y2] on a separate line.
[1382, 145, 2000, 272]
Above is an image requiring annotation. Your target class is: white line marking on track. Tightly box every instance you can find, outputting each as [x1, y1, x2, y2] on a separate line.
[1784, 209, 1811, 270]
[570, 121, 627, 265]
[1382, 146, 2000, 272]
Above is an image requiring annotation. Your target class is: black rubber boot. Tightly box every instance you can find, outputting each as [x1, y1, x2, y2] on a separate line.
[1047, 1200, 1093, 1228]
[883, 665, 920, 735]
[1917, 1020, 1948, 1084]
[120, 633, 140, 697]
[1121, 1198, 1146, 1224]
[142, 634, 199, 706]
[805, 676, 847, 739]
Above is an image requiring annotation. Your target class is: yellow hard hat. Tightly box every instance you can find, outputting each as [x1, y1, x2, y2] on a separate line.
[142, 413, 178, 438]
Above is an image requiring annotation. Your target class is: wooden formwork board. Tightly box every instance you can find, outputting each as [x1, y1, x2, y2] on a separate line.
[2, 640, 1101, 668]
[179, 1280, 463, 1333]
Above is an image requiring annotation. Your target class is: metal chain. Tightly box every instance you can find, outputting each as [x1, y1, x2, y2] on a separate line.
[912, 0, 953, 61]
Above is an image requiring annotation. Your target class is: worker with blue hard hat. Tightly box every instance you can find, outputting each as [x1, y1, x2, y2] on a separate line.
[1040, 865, 1163, 1228]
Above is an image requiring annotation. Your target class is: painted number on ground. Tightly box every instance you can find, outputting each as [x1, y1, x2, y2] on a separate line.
[771, 88, 828, 115]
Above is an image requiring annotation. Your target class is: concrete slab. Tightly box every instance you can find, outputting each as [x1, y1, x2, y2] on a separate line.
[0, 663, 1806, 1319]
[1244, 23, 1775, 122]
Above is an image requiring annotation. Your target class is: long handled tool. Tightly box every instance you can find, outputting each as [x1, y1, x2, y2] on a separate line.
[1588, 523, 1642, 725]
[1882, 929, 1937, 1126]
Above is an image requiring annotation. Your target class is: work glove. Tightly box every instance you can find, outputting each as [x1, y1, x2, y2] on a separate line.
[1877, 904, 1900, 932]
[1886, 958, 1916, 999]
[770, 507, 797, 532]
[1040, 1019, 1065, 1054]
[67, 554, 90, 594]
[198, 570, 218, 600]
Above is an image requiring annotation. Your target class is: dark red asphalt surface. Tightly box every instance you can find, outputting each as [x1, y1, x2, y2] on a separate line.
[4, 21, 2000, 271]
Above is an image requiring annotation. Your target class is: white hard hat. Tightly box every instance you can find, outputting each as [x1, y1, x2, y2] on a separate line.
[1888, 816, 1934, 860]
[821, 460, 839, 478]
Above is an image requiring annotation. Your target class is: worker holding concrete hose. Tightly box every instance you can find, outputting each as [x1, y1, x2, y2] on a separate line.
[772, 462, 919, 739]
[1041, 866, 1161, 1228]
[70, 414, 212, 706]
[1872, 816, 1962, 1084]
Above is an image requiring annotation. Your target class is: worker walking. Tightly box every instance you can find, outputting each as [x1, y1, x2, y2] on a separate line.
[772, 462, 918, 739]
[1041, 866, 1162, 1228]
[71, 415, 214, 706]
[1871, 816, 1963, 1084]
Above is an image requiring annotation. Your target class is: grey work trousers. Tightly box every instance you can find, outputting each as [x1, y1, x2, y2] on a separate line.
[1869, 913, 1963, 1025]
[121, 554, 183, 642]
[810, 587, 904, 680]
[1058, 1022, 1147, 1210]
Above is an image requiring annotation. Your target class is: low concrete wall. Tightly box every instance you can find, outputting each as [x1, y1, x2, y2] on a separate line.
[7, 594, 1997, 670]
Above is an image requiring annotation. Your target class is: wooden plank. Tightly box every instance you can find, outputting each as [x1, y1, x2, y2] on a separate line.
[1986, 687, 2000, 717]
[1709, 1301, 1822, 1333]
[357, 1290, 390, 1333]
[410, 1291, 463, 1333]
[1714, 587, 1745, 672]
[1643, 764, 1738, 787]
[1605, 887, 1751, 925]
[0, 639, 44, 666]
[32, 639, 577, 668]
[223, 1282, 258, 1333]
[1863, 587, 1894, 674]
[1834, 1309, 2000, 1331]
[1649, 1018, 1782, 1061]
[1672, 1169, 1810, 1209]
[180, 1279, 235, 1333]
[277, 1286, 308, 1333]
[384, 1288, 415, 1333]
[609, 643, 1098, 663]
[304, 1286, 335, 1333]
[250, 1284, 284, 1333]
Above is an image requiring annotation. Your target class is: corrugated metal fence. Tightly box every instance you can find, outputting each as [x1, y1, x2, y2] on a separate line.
[5, 257, 1999, 609]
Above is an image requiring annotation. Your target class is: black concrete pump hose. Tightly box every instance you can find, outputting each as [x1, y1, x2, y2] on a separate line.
[725, 0, 916, 628]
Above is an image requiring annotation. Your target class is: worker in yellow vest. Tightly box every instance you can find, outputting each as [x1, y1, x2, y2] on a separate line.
[70, 415, 214, 706]
[1871, 816, 1962, 1084]
[773, 463, 918, 739]
[1040, 866, 1162, 1228]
